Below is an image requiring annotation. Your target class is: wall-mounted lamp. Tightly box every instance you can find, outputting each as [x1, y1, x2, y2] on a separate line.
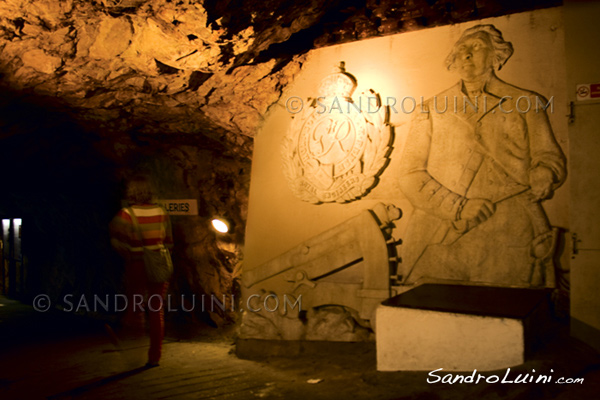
[211, 218, 230, 234]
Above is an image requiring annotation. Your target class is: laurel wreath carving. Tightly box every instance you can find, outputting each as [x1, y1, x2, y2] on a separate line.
[282, 91, 392, 204]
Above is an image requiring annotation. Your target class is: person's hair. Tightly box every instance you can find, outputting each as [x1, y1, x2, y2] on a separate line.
[445, 24, 514, 71]
[125, 175, 156, 205]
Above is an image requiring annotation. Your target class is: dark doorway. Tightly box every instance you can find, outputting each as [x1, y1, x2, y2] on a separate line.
[1, 218, 24, 298]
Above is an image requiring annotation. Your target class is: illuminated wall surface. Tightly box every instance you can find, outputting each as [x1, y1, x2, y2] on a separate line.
[245, 7, 569, 278]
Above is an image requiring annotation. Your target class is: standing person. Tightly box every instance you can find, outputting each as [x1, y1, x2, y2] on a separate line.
[398, 25, 566, 288]
[110, 175, 173, 367]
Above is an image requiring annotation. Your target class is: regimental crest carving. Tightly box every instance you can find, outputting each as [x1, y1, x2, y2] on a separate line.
[282, 63, 392, 203]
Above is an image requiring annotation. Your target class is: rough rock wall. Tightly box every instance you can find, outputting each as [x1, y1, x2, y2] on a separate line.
[0, 0, 306, 158]
[0, 0, 561, 159]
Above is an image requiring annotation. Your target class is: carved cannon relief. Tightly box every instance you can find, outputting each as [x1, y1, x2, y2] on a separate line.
[239, 203, 401, 341]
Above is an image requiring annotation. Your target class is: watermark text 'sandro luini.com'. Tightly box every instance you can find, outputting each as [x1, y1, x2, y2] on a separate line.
[32, 293, 301, 314]
[285, 95, 554, 115]
[428, 368, 584, 385]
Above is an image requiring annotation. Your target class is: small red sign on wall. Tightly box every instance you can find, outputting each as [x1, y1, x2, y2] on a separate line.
[577, 83, 600, 100]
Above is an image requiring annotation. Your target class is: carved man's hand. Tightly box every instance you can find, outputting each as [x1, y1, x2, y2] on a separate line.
[529, 166, 555, 202]
[460, 198, 495, 225]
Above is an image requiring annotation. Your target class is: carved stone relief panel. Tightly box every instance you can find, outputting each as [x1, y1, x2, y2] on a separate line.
[398, 24, 567, 289]
[282, 63, 392, 203]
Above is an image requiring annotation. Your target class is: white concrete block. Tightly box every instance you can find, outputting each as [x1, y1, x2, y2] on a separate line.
[376, 306, 524, 371]
[376, 284, 552, 372]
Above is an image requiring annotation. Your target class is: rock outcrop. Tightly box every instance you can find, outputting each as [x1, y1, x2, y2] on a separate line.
[0, 0, 311, 159]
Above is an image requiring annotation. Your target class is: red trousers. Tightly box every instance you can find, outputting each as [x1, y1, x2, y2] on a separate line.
[123, 261, 168, 364]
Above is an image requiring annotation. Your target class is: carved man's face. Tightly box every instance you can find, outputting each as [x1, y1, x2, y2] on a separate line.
[453, 32, 494, 82]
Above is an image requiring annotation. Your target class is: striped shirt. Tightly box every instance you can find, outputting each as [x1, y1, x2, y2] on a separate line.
[110, 205, 173, 258]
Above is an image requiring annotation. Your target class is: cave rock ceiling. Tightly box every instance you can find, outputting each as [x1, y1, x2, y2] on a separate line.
[0, 0, 560, 158]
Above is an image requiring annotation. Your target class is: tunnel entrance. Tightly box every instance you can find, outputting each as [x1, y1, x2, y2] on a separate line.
[1, 218, 25, 299]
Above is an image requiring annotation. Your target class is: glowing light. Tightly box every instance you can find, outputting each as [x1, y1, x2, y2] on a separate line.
[211, 218, 229, 233]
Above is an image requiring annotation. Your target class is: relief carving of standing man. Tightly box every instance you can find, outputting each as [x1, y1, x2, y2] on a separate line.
[398, 25, 566, 288]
